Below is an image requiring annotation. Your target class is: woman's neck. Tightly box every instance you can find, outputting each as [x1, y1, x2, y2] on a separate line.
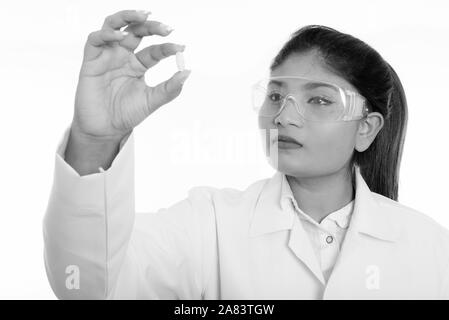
[286, 166, 355, 223]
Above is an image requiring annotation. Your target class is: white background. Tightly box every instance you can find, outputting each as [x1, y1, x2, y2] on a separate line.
[0, 0, 448, 299]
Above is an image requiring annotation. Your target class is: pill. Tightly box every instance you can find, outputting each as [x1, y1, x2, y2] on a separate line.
[176, 52, 185, 71]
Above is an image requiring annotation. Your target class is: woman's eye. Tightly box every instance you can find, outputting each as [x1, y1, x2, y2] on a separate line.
[308, 96, 333, 105]
[268, 92, 283, 103]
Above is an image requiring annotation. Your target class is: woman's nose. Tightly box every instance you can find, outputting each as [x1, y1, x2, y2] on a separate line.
[274, 96, 304, 126]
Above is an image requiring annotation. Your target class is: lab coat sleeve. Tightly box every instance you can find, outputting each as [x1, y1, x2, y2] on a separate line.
[442, 265, 449, 299]
[43, 126, 215, 299]
[437, 226, 449, 299]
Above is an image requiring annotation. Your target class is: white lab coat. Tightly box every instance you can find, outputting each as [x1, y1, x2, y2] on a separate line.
[43, 126, 449, 299]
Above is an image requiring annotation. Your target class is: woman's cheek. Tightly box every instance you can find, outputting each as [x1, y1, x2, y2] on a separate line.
[313, 130, 353, 169]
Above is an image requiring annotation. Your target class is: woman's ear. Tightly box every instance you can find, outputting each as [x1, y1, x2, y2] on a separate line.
[355, 112, 384, 152]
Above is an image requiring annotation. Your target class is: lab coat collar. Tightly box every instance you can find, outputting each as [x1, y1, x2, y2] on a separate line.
[351, 166, 400, 242]
[249, 170, 295, 237]
[249, 166, 400, 242]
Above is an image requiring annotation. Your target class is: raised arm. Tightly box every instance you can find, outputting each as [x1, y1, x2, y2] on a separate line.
[43, 9, 197, 299]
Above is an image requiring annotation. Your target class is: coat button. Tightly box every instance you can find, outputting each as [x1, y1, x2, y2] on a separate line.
[326, 235, 334, 244]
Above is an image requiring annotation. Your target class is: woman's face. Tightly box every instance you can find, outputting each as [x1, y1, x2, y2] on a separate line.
[258, 51, 364, 178]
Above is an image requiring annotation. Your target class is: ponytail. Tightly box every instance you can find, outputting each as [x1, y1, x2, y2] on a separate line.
[352, 64, 408, 201]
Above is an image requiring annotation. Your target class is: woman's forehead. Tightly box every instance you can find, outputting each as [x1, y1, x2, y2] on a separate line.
[270, 52, 358, 92]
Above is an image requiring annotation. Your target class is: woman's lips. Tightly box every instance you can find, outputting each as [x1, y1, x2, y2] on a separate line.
[272, 134, 303, 146]
[274, 139, 303, 149]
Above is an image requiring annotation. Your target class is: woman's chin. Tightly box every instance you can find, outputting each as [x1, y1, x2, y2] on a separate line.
[267, 156, 307, 172]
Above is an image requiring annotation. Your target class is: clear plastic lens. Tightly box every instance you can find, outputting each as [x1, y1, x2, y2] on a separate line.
[252, 77, 367, 122]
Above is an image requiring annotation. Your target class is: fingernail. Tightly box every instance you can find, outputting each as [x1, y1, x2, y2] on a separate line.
[178, 44, 186, 52]
[137, 10, 151, 15]
[161, 24, 174, 33]
[115, 30, 128, 36]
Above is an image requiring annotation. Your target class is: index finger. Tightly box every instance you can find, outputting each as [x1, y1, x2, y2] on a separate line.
[102, 9, 151, 30]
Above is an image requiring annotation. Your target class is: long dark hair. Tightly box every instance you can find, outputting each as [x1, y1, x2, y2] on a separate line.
[270, 25, 408, 201]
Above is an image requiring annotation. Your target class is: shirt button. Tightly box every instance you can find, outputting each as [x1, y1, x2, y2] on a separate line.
[326, 235, 334, 244]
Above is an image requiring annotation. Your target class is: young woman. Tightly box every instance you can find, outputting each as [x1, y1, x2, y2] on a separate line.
[44, 9, 449, 299]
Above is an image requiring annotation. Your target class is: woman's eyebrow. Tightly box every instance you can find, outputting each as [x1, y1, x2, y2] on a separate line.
[268, 79, 339, 93]
[302, 82, 339, 93]
[268, 79, 284, 87]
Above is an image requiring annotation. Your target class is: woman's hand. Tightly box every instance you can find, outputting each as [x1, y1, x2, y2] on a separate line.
[72, 9, 191, 142]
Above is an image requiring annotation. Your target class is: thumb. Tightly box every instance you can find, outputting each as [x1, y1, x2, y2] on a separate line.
[145, 70, 191, 113]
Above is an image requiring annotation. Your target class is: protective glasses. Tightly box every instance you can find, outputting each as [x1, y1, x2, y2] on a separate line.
[251, 76, 369, 122]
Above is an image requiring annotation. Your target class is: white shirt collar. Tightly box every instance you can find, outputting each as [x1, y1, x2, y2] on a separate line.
[279, 173, 354, 229]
